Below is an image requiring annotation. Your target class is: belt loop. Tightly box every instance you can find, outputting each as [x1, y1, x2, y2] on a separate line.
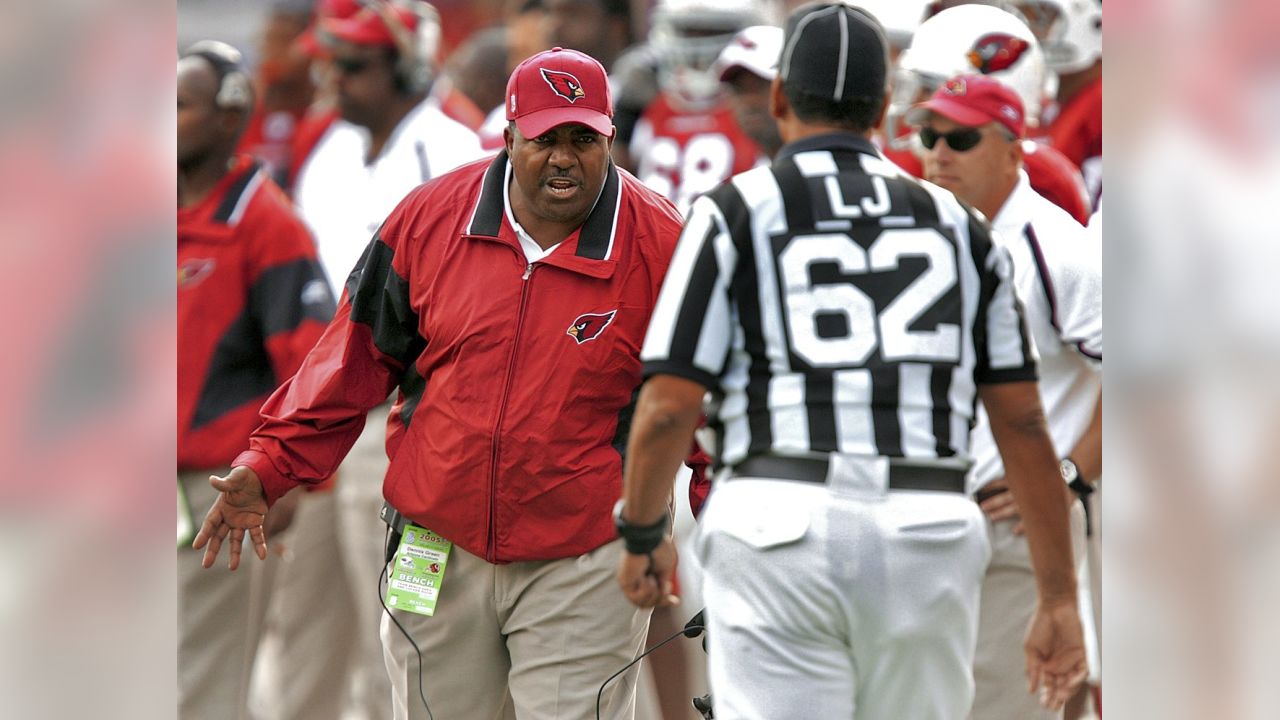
[829, 453, 890, 495]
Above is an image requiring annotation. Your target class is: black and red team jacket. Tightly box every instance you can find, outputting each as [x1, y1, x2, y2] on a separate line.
[179, 156, 335, 471]
[235, 152, 695, 563]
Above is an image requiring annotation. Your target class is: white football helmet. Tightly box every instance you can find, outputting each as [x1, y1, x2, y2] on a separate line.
[649, 0, 771, 108]
[1011, 0, 1102, 74]
[886, 3, 1048, 147]
[850, 0, 932, 52]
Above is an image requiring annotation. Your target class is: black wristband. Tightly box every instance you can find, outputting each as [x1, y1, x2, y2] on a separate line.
[613, 500, 669, 555]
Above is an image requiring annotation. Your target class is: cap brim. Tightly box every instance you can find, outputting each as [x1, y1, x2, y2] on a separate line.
[513, 108, 614, 139]
[905, 99, 994, 130]
[717, 61, 774, 83]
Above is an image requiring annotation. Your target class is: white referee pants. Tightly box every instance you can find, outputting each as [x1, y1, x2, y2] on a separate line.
[695, 464, 990, 720]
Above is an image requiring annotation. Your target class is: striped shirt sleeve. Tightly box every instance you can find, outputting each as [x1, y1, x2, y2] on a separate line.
[974, 224, 1039, 384]
[640, 194, 738, 389]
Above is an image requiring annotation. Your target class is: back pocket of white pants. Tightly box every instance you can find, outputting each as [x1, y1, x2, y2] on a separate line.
[705, 486, 811, 551]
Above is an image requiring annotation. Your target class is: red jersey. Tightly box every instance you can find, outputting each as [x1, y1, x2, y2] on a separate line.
[235, 153, 689, 563]
[1042, 77, 1102, 205]
[179, 157, 336, 470]
[630, 92, 764, 215]
[884, 140, 1091, 226]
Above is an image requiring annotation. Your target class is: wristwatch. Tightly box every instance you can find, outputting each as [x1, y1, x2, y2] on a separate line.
[1061, 457, 1096, 536]
[1060, 457, 1094, 499]
[612, 500, 669, 555]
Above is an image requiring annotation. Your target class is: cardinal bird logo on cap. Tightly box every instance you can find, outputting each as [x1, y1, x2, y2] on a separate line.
[541, 68, 586, 103]
[966, 33, 1030, 74]
[943, 77, 968, 96]
[566, 310, 616, 344]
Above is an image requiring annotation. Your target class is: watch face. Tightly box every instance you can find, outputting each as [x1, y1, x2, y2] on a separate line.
[1059, 459, 1079, 482]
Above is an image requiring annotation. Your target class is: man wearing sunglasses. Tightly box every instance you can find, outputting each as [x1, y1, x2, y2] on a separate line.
[910, 74, 1102, 720]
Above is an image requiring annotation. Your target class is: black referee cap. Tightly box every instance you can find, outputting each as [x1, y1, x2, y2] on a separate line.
[779, 2, 889, 103]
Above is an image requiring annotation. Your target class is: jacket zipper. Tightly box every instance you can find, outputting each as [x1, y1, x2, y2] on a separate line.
[487, 261, 536, 561]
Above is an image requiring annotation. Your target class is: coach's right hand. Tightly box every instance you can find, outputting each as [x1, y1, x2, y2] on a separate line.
[1024, 597, 1089, 710]
[192, 466, 269, 571]
[618, 537, 679, 608]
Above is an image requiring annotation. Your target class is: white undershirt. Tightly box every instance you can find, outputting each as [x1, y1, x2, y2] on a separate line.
[503, 163, 561, 264]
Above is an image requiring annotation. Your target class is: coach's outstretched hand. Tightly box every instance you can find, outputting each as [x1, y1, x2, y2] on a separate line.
[192, 466, 269, 571]
[1024, 597, 1089, 710]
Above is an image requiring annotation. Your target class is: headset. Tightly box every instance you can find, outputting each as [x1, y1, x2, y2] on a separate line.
[595, 609, 710, 720]
[379, 527, 435, 720]
[181, 40, 254, 111]
[361, 0, 441, 95]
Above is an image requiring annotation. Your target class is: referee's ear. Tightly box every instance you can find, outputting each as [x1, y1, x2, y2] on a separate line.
[769, 76, 788, 121]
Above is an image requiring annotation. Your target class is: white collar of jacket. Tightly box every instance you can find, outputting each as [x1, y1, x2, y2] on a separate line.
[463, 150, 622, 278]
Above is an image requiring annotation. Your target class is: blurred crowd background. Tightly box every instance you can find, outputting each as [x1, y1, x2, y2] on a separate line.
[0, 0, 1278, 717]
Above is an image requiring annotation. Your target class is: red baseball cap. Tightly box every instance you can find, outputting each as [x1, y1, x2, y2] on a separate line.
[296, 0, 362, 57]
[322, 4, 419, 48]
[906, 74, 1026, 139]
[505, 47, 614, 139]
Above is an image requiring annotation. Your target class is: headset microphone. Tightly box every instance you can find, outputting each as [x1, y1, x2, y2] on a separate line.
[595, 609, 707, 720]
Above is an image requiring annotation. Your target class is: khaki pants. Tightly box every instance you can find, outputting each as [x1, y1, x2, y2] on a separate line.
[177, 469, 277, 720]
[380, 538, 651, 720]
[256, 491, 359, 719]
[258, 405, 393, 719]
[971, 501, 1090, 720]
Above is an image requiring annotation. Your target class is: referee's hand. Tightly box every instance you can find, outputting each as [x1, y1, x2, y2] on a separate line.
[617, 538, 679, 608]
[1024, 597, 1089, 710]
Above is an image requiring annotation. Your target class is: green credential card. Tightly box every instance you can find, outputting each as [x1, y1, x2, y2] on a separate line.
[385, 524, 452, 616]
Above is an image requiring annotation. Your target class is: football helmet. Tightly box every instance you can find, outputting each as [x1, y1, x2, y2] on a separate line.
[1011, 0, 1102, 74]
[649, 0, 770, 108]
[850, 0, 932, 51]
[886, 3, 1048, 147]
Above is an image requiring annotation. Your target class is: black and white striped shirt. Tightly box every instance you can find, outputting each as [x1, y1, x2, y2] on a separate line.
[640, 134, 1036, 466]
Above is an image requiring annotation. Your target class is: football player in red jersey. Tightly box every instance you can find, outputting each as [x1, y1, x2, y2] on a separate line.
[1014, 0, 1102, 206]
[615, 0, 771, 214]
[882, 3, 1092, 224]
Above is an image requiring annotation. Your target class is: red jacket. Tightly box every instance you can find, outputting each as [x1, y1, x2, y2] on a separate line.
[236, 152, 686, 563]
[178, 156, 335, 470]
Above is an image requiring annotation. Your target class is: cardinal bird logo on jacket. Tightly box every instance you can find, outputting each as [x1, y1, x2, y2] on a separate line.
[566, 310, 616, 344]
[541, 68, 586, 103]
[966, 33, 1030, 74]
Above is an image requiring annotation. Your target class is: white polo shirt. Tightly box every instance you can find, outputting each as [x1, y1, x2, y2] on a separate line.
[294, 95, 489, 297]
[969, 170, 1103, 491]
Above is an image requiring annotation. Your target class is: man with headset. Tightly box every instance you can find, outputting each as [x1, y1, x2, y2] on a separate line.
[615, 3, 1088, 718]
[195, 46, 693, 720]
[177, 40, 335, 720]
[270, 2, 485, 718]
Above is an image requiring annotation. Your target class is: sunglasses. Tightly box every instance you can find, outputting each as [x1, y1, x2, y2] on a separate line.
[332, 56, 373, 75]
[919, 126, 984, 152]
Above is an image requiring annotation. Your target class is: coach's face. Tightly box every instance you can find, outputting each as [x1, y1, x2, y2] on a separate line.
[920, 113, 1020, 218]
[506, 122, 614, 227]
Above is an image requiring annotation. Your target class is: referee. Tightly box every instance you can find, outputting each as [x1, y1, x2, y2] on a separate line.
[613, 4, 1087, 718]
